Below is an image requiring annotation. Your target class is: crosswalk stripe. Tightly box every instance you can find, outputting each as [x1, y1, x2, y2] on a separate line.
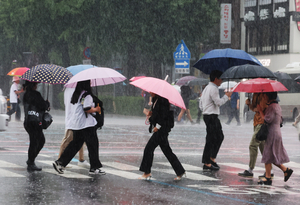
[102, 162, 137, 171]
[154, 162, 219, 181]
[0, 168, 25, 177]
[104, 168, 150, 180]
[37, 160, 86, 170]
[0, 160, 23, 168]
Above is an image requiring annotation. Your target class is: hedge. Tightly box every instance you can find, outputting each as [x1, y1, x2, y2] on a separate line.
[58, 92, 200, 119]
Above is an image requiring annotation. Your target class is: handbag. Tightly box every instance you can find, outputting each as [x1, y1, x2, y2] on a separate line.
[42, 112, 53, 129]
[256, 123, 268, 141]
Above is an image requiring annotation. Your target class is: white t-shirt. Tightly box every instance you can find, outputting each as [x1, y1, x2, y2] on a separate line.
[65, 90, 96, 130]
[9, 82, 18, 103]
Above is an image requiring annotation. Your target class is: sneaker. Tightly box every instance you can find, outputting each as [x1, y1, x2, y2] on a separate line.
[53, 161, 64, 174]
[238, 170, 253, 178]
[78, 160, 90, 169]
[89, 168, 106, 175]
[258, 173, 274, 179]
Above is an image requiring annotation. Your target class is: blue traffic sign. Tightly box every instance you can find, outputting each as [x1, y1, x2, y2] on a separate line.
[174, 40, 190, 74]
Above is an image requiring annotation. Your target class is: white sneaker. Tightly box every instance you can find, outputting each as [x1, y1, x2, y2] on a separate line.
[77, 160, 90, 169]
[89, 168, 106, 175]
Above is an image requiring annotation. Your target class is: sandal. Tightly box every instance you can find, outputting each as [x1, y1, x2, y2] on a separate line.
[284, 168, 293, 182]
[258, 177, 272, 185]
[138, 173, 152, 180]
[174, 172, 186, 181]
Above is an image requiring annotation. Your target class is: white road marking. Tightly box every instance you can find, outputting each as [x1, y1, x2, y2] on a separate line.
[0, 168, 25, 177]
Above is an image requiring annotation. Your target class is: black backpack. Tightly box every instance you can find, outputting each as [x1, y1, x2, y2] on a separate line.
[81, 92, 104, 129]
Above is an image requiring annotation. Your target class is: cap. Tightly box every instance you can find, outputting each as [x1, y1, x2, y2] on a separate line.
[12, 76, 20, 82]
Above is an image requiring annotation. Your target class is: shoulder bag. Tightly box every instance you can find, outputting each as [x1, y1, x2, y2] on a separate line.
[256, 122, 268, 141]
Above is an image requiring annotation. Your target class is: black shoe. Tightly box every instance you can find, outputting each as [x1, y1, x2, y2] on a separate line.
[284, 168, 293, 182]
[27, 164, 42, 171]
[238, 170, 253, 178]
[210, 160, 220, 168]
[258, 173, 274, 179]
[258, 177, 272, 185]
[203, 164, 219, 171]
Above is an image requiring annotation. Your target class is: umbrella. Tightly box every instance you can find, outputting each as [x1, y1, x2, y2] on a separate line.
[175, 76, 198, 86]
[273, 71, 292, 80]
[172, 84, 181, 93]
[129, 76, 146, 81]
[21, 64, 72, 84]
[220, 64, 276, 80]
[232, 78, 288, 93]
[186, 77, 209, 86]
[193, 48, 262, 74]
[130, 77, 186, 110]
[7, 67, 29, 77]
[65, 67, 126, 88]
[67, 64, 94, 75]
[295, 76, 300, 83]
[219, 81, 237, 89]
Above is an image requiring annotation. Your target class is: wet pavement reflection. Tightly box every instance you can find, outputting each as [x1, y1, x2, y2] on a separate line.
[0, 113, 300, 204]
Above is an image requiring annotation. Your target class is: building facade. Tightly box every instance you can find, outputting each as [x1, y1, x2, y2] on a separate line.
[241, 0, 300, 72]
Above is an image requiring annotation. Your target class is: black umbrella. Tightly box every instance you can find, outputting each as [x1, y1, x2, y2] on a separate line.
[220, 64, 277, 80]
[273, 71, 293, 80]
[187, 78, 209, 86]
[295, 76, 300, 83]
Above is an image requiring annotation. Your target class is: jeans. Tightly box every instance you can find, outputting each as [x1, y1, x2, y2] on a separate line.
[7, 103, 21, 121]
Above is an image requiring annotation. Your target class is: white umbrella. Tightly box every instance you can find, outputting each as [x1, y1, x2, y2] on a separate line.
[219, 81, 237, 89]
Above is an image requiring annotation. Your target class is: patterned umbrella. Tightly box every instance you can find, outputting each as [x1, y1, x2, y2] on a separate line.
[175, 76, 198, 86]
[21, 64, 73, 84]
[7, 67, 29, 76]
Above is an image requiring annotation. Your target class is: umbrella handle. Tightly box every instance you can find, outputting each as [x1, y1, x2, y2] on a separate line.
[145, 116, 150, 125]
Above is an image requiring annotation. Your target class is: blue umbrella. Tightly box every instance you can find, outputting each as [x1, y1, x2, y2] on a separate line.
[66, 64, 94, 75]
[193, 48, 262, 74]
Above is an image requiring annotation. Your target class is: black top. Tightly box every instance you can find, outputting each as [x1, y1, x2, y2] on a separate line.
[149, 95, 174, 133]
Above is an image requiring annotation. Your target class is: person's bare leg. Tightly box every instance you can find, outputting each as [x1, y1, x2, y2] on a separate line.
[177, 109, 185, 121]
[186, 109, 193, 122]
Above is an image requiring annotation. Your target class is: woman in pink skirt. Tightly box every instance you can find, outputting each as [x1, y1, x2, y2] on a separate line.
[257, 92, 293, 185]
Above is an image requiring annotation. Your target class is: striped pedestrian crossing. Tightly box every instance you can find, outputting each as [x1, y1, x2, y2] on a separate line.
[0, 160, 299, 181]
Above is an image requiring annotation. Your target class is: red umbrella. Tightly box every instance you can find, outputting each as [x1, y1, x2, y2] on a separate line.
[7, 67, 29, 76]
[232, 78, 288, 93]
[130, 77, 186, 109]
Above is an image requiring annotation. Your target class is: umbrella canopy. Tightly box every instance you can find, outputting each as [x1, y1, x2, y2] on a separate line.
[193, 48, 262, 74]
[130, 77, 186, 110]
[175, 76, 198, 86]
[219, 81, 237, 89]
[21, 64, 72, 84]
[129, 76, 146, 81]
[220, 64, 276, 80]
[273, 71, 292, 80]
[65, 67, 126, 88]
[187, 77, 209, 86]
[67, 64, 94, 75]
[232, 78, 288, 93]
[295, 76, 300, 83]
[7, 67, 29, 77]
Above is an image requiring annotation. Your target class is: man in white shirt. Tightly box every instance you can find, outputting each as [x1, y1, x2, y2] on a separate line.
[7, 76, 23, 121]
[200, 70, 231, 170]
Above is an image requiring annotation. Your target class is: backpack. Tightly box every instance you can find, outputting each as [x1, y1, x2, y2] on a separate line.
[81, 92, 104, 129]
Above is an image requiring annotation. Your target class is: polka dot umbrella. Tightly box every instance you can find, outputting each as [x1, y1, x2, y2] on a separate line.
[20, 64, 73, 84]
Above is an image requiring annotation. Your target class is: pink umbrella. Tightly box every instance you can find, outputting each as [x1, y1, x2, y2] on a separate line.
[130, 77, 186, 110]
[232, 78, 288, 93]
[129, 76, 146, 81]
[65, 67, 126, 88]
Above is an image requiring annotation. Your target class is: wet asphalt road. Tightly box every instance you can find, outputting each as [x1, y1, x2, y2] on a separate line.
[1, 111, 300, 205]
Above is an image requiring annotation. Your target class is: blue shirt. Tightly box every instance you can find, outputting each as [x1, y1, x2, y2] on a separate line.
[230, 92, 239, 108]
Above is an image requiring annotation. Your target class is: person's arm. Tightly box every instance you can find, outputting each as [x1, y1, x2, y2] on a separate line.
[211, 87, 229, 107]
[83, 95, 101, 114]
[237, 99, 240, 110]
